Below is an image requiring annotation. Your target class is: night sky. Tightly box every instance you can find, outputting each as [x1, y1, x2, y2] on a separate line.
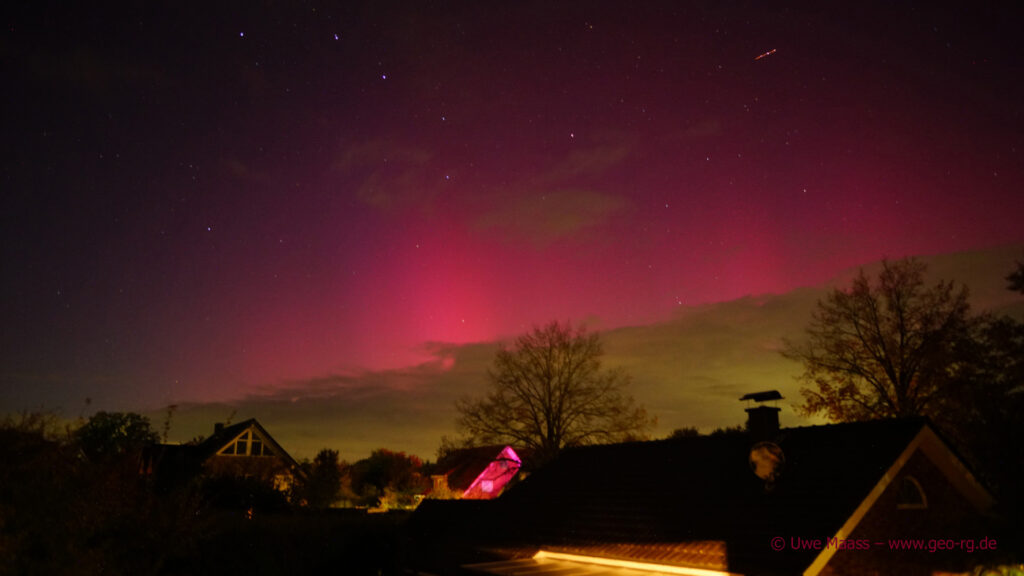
[3, 2, 1023, 460]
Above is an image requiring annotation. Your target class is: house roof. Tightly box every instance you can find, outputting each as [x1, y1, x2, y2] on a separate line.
[142, 418, 299, 484]
[435, 445, 526, 496]
[436, 445, 515, 493]
[196, 418, 299, 468]
[410, 418, 983, 575]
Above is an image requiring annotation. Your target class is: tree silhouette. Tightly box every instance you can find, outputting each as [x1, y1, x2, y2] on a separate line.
[349, 449, 426, 507]
[668, 426, 700, 439]
[456, 321, 652, 464]
[1008, 260, 1024, 294]
[1, 412, 202, 574]
[75, 411, 159, 461]
[299, 448, 343, 508]
[783, 258, 972, 422]
[946, 313, 1024, 515]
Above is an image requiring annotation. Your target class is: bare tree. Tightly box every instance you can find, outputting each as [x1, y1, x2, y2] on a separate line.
[456, 321, 652, 464]
[783, 258, 972, 422]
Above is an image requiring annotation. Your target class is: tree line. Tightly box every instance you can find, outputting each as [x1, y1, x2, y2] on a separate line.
[3, 257, 1019, 571]
[0, 411, 196, 574]
[0, 410, 432, 574]
[295, 447, 430, 509]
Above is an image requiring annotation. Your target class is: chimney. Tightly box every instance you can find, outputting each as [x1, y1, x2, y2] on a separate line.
[740, 390, 783, 441]
[214, 422, 224, 434]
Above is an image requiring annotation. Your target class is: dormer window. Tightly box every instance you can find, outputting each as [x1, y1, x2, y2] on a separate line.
[896, 476, 927, 510]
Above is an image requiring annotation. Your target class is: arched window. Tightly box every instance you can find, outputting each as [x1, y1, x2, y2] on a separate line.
[896, 476, 927, 509]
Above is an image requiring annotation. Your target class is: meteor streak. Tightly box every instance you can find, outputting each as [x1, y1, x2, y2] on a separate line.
[755, 48, 777, 60]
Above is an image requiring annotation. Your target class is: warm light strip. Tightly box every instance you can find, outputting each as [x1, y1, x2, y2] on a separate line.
[533, 550, 739, 576]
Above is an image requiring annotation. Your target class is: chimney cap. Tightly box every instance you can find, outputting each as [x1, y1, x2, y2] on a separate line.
[740, 390, 783, 402]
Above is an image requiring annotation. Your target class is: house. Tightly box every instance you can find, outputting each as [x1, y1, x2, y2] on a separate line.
[197, 419, 300, 491]
[430, 445, 524, 500]
[406, 393, 1001, 576]
[143, 418, 300, 493]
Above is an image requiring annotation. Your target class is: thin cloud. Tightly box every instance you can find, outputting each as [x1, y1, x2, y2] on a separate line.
[333, 139, 433, 211]
[158, 342, 499, 461]
[474, 140, 634, 247]
[156, 247, 1024, 461]
[475, 188, 626, 247]
[670, 118, 721, 143]
[550, 142, 633, 180]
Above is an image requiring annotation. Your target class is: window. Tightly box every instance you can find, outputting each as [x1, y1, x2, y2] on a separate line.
[218, 428, 274, 457]
[897, 476, 927, 509]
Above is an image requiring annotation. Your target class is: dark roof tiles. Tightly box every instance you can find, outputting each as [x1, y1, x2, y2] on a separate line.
[436, 445, 517, 492]
[410, 418, 931, 574]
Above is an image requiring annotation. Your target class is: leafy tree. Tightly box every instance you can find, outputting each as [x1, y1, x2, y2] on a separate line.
[667, 425, 744, 438]
[298, 448, 344, 508]
[349, 449, 427, 508]
[0, 413, 84, 572]
[1008, 260, 1024, 294]
[945, 314, 1024, 511]
[75, 411, 159, 461]
[782, 256, 1024, 518]
[668, 426, 700, 439]
[0, 412, 202, 574]
[782, 258, 972, 422]
[709, 425, 745, 436]
[456, 321, 653, 464]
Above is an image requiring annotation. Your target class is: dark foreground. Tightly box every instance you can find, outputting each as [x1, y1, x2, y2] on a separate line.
[161, 509, 411, 576]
